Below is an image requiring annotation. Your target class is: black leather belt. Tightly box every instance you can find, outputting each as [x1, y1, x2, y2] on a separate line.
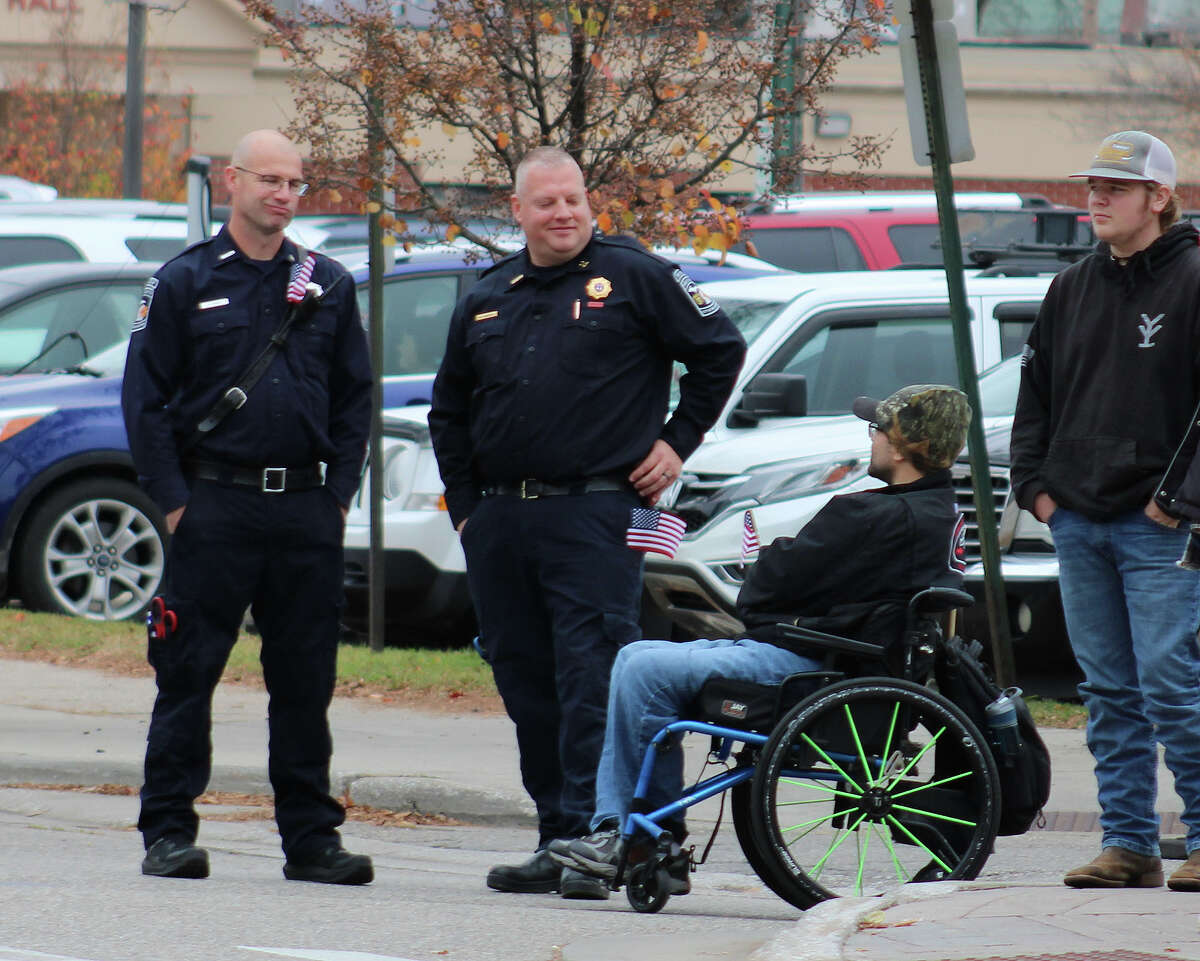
[482, 477, 629, 499]
[189, 461, 324, 493]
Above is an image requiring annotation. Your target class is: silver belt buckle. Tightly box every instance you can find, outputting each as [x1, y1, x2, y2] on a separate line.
[262, 467, 287, 493]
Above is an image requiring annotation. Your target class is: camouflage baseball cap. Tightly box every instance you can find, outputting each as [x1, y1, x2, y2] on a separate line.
[852, 384, 971, 471]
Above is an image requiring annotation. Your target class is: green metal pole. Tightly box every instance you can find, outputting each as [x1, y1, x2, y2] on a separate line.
[367, 87, 386, 652]
[909, 0, 1016, 687]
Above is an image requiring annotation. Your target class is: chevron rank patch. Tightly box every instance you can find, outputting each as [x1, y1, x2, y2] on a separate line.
[132, 277, 158, 333]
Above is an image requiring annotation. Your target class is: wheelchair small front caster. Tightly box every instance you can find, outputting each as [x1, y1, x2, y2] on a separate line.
[626, 861, 672, 913]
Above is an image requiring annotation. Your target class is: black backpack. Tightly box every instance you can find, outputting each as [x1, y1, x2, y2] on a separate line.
[934, 634, 1052, 836]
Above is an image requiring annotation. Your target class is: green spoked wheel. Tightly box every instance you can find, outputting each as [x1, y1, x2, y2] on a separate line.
[748, 678, 1000, 910]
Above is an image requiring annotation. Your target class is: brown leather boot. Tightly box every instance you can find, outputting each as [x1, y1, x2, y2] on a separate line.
[1064, 847, 1163, 888]
[1168, 852, 1200, 891]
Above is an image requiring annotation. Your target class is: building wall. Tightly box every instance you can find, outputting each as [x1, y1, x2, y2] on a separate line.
[1, 0, 1196, 200]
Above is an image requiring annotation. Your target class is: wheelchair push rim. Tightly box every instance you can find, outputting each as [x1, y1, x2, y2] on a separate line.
[748, 677, 1000, 910]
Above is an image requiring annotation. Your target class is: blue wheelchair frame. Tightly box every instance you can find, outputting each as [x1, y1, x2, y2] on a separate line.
[607, 587, 999, 914]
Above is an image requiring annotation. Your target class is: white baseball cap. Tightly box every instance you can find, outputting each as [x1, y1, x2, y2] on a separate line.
[1070, 131, 1177, 190]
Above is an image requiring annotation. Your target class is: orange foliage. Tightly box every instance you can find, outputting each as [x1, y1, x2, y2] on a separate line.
[242, 0, 889, 254]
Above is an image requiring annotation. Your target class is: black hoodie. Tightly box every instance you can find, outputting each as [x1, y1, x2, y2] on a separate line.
[1010, 221, 1200, 519]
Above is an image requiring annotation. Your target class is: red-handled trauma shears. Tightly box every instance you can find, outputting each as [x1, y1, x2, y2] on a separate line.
[147, 596, 177, 640]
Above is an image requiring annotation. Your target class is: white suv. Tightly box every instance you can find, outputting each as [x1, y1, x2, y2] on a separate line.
[638, 270, 1058, 644]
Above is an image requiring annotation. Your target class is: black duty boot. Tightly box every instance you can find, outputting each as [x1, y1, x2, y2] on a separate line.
[486, 849, 560, 893]
[142, 838, 210, 879]
[283, 844, 374, 885]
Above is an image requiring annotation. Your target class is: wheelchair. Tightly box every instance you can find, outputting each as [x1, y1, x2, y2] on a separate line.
[610, 586, 1002, 913]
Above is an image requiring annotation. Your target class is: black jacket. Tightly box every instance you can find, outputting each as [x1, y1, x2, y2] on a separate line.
[1010, 222, 1200, 520]
[121, 226, 373, 513]
[429, 234, 746, 527]
[737, 470, 965, 654]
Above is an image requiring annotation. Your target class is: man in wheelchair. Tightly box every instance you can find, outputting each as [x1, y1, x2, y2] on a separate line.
[548, 384, 972, 895]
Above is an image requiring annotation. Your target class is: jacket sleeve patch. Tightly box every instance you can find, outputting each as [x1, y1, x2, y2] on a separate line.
[672, 268, 721, 317]
[949, 512, 967, 574]
[133, 277, 159, 333]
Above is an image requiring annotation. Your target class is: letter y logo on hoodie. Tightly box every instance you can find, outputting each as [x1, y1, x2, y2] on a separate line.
[1138, 312, 1164, 348]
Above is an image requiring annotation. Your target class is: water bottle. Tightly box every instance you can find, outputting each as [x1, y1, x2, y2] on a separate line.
[985, 687, 1023, 762]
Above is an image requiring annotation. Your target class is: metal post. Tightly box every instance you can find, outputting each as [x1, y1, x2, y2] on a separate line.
[909, 0, 1016, 687]
[367, 91, 387, 652]
[122, 0, 146, 199]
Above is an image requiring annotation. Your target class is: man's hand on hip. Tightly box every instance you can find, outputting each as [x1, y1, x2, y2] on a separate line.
[629, 440, 682, 506]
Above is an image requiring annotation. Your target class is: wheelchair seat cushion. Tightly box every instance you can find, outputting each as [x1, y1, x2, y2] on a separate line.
[691, 674, 817, 732]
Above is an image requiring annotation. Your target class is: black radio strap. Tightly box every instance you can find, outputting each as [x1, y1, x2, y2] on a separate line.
[182, 266, 346, 452]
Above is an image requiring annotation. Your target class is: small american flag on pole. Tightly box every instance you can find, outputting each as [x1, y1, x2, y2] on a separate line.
[625, 507, 687, 559]
[287, 254, 317, 303]
[741, 509, 760, 564]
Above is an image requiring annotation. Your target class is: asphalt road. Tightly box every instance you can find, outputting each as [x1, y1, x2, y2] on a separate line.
[0, 782, 1112, 961]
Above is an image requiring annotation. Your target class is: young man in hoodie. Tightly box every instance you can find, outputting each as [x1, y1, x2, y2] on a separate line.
[1011, 131, 1200, 891]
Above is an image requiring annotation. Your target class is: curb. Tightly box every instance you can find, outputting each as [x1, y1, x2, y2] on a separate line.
[0, 758, 536, 826]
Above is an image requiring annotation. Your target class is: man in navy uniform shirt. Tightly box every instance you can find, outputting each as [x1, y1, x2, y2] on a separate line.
[122, 129, 373, 884]
[430, 146, 745, 899]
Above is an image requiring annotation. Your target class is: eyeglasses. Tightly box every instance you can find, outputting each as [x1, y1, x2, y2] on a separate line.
[234, 165, 309, 197]
[868, 422, 881, 435]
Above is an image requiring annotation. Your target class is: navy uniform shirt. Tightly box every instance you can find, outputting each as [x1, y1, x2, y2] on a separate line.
[429, 234, 746, 527]
[121, 225, 373, 514]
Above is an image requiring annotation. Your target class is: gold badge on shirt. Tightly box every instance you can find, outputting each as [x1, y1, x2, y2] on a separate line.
[585, 277, 612, 300]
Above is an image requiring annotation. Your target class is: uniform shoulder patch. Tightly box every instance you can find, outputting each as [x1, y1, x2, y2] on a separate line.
[672, 268, 720, 317]
[1020, 343, 1035, 367]
[132, 277, 159, 333]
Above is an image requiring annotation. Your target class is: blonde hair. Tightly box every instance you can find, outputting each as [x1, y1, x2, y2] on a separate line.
[1144, 182, 1182, 231]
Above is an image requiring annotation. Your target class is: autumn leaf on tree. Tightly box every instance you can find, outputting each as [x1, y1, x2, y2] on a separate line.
[242, 0, 890, 255]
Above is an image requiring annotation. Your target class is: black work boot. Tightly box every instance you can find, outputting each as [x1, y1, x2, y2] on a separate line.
[283, 844, 374, 885]
[141, 838, 210, 879]
[486, 849, 560, 893]
[559, 865, 610, 900]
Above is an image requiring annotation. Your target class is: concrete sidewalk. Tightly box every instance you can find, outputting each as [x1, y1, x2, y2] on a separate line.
[3, 657, 1197, 961]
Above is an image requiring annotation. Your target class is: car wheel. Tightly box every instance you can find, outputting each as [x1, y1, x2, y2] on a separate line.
[18, 478, 167, 621]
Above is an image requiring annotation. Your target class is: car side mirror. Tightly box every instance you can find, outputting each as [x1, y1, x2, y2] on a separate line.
[739, 372, 808, 419]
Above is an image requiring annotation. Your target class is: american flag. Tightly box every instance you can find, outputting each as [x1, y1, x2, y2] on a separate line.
[626, 508, 687, 559]
[741, 509, 760, 564]
[287, 254, 317, 303]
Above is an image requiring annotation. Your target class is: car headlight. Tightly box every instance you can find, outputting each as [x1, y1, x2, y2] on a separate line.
[0, 405, 56, 443]
[671, 452, 869, 534]
[716, 454, 868, 509]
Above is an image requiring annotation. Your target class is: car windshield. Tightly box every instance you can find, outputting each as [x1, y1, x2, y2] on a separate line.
[977, 355, 1022, 418]
[668, 296, 787, 408]
[74, 338, 130, 377]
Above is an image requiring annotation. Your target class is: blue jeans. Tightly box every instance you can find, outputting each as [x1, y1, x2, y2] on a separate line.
[591, 637, 821, 831]
[1050, 507, 1200, 856]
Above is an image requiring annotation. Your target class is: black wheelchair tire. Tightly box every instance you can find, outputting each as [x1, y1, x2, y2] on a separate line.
[748, 677, 1000, 910]
[731, 777, 802, 905]
[625, 862, 672, 914]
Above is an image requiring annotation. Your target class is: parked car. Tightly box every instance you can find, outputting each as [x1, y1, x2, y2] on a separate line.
[0, 175, 57, 201]
[731, 192, 1064, 272]
[0, 210, 335, 269]
[0, 261, 159, 374]
[635, 270, 1060, 648]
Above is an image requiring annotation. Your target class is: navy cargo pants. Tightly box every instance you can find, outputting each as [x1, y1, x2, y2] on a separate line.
[461, 490, 643, 846]
[138, 479, 347, 860]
